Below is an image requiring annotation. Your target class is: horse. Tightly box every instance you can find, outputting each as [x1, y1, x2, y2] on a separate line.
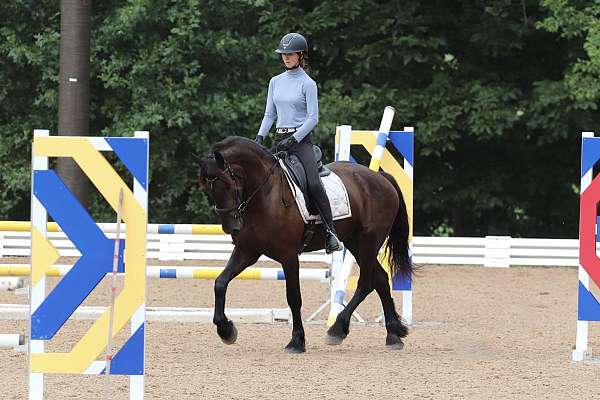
[197, 136, 412, 353]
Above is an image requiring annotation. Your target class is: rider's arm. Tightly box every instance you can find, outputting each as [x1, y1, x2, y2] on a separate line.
[257, 78, 276, 138]
[292, 79, 318, 142]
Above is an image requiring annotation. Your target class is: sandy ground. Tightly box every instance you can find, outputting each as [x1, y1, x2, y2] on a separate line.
[1, 258, 599, 399]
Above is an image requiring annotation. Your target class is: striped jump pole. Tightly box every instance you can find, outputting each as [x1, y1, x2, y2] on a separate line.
[323, 124, 363, 325]
[0, 304, 291, 324]
[0, 277, 24, 291]
[0, 333, 24, 349]
[0, 264, 330, 282]
[326, 248, 359, 325]
[369, 106, 395, 171]
[0, 221, 225, 235]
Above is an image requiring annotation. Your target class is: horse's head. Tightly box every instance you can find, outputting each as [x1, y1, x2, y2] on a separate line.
[197, 136, 274, 235]
[198, 150, 244, 235]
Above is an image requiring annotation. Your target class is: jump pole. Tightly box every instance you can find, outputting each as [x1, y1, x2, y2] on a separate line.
[0, 333, 25, 349]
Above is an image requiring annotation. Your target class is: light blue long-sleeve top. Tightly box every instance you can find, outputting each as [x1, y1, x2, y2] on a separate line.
[256, 67, 318, 142]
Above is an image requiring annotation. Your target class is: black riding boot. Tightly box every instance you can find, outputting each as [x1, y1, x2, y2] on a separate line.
[311, 181, 343, 254]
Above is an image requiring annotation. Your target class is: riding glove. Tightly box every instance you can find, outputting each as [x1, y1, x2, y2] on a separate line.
[254, 134, 264, 145]
[277, 136, 298, 152]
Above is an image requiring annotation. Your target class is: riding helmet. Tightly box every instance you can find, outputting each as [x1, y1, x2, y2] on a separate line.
[275, 33, 308, 54]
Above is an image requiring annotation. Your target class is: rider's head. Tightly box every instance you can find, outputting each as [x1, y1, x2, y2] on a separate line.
[275, 32, 308, 70]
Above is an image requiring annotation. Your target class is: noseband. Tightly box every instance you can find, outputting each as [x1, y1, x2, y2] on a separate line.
[205, 156, 279, 223]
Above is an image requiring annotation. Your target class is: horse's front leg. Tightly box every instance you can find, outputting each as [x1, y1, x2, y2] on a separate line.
[213, 246, 260, 344]
[282, 256, 305, 353]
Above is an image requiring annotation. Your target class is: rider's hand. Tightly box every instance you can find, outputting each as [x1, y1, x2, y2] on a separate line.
[254, 134, 264, 145]
[276, 136, 298, 152]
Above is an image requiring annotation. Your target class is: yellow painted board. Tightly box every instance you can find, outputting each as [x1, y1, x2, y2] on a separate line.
[31, 137, 147, 374]
[31, 227, 60, 286]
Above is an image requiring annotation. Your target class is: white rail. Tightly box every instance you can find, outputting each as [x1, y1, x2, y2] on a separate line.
[0, 231, 580, 267]
[0, 303, 291, 324]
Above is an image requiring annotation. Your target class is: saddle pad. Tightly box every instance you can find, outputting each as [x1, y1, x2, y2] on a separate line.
[279, 160, 352, 224]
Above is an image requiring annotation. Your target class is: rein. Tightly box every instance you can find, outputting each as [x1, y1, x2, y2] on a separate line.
[207, 155, 283, 221]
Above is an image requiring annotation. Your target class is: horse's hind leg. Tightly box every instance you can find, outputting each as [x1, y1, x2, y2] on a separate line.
[372, 261, 408, 349]
[325, 235, 376, 345]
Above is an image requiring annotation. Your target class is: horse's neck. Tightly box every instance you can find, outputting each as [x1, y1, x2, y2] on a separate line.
[231, 152, 275, 195]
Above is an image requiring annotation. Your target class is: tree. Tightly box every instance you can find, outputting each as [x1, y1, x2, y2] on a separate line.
[538, 0, 600, 109]
[57, 0, 91, 206]
[1, 1, 598, 238]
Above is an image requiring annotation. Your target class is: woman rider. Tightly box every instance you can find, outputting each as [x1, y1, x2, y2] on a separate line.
[254, 32, 342, 254]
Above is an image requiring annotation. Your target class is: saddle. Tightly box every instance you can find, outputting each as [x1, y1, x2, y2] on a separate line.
[281, 146, 331, 215]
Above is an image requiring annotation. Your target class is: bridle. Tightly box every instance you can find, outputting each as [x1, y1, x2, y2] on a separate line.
[205, 155, 281, 223]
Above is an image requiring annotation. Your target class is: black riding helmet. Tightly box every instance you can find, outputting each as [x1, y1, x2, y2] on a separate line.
[275, 33, 308, 54]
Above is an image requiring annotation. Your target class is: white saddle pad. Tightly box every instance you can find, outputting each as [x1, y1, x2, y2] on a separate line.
[279, 160, 352, 224]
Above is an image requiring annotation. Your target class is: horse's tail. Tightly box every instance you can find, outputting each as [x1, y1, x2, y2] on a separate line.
[380, 171, 412, 280]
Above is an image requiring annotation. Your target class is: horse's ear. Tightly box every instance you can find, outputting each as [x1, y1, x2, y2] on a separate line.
[213, 151, 225, 170]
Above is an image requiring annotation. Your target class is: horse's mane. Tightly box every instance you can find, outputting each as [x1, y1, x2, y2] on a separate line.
[210, 136, 273, 162]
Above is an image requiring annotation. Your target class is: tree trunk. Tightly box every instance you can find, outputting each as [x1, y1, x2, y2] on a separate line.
[57, 0, 91, 206]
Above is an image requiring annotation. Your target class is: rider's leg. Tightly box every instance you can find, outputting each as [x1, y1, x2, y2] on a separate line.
[290, 136, 342, 254]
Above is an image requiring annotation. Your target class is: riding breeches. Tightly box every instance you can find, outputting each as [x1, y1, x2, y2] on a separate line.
[285, 135, 335, 231]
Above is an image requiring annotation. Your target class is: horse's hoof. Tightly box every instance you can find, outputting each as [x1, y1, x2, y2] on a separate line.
[385, 333, 404, 350]
[284, 337, 306, 353]
[284, 345, 306, 354]
[324, 333, 345, 345]
[325, 321, 349, 346]
[219, 322, 238, 345]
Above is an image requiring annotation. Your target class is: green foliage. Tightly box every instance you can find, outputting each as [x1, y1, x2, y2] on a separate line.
[0, 1, 60, 219]
[1, 1, 599, 238]
[538, 0, 600, 108]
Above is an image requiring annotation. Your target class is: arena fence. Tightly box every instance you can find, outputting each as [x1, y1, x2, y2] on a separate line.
[0, 227, 580, 268]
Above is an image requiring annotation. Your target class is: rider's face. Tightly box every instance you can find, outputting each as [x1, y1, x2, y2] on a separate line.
[282, 52, 300, 68]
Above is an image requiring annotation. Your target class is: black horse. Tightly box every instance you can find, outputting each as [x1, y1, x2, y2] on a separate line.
[198, 136, 412, 353]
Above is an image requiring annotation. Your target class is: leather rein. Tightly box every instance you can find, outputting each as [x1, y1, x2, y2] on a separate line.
[205, 154, 289, 222]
